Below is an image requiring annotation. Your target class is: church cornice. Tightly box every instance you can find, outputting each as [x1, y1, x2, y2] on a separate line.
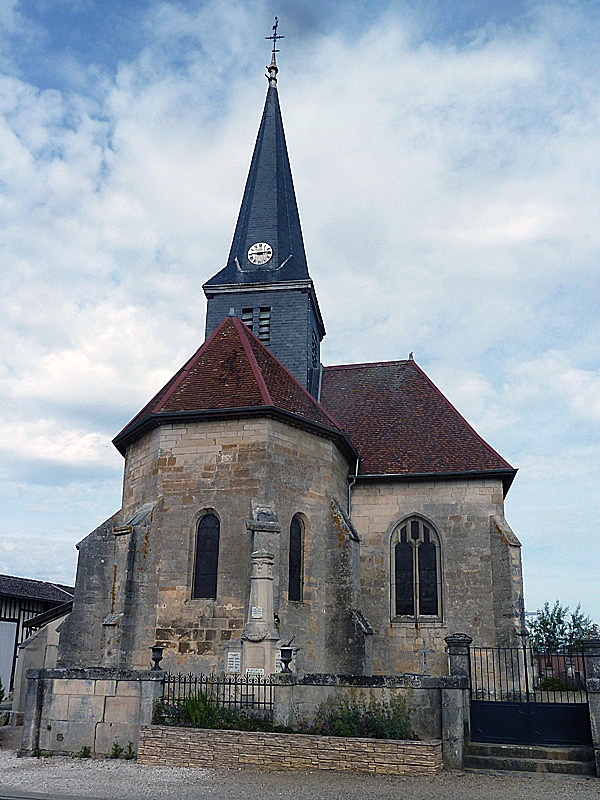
[354, 468, 517, 497]
[112, 406, 359, 464]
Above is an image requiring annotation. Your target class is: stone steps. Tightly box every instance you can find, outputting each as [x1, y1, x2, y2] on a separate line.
[465, 742, 597, 776]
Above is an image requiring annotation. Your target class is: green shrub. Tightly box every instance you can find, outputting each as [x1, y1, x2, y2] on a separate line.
[311, 691, 412, 740]
[109, 741, 124, 759]
[182, 692, 222, 728]
[75, 745, 92, 758]
[152, 700, 171, 725]
[157, 688, 412, 740]
[539, 675, 568, 692]
[124, 741, 136, 760]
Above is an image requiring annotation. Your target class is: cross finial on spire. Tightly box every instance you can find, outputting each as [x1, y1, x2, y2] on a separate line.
[265, 16, 284, 85]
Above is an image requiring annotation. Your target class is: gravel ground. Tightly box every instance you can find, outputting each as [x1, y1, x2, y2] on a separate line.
[0, 750, 598, 800]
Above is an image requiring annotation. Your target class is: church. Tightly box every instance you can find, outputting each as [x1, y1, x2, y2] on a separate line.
[56, 38, 524, 681]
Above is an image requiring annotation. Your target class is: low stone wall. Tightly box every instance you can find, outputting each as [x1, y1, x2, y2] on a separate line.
[271, 672, 469, 768]
[138, 725, 443, 775]
[20, 668, 163, 756]
[19, 667, 469, 769]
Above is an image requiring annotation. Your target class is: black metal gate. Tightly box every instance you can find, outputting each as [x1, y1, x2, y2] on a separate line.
[470, 645, 592, 747]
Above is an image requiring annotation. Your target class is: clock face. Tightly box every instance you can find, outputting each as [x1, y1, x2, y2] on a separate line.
[247, 242, 273, 266]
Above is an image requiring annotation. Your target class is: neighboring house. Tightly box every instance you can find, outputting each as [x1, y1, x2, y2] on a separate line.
[55, 51, 525, 681]
[11, 602, 73, 723]
[0, 575, 73, 692]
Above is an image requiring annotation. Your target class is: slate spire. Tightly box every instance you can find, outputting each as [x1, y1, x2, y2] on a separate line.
[203, 34, 309, 287]
[203, 22, 325, 398]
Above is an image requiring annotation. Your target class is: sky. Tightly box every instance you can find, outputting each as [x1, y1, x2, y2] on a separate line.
[1, 0, 599, 624]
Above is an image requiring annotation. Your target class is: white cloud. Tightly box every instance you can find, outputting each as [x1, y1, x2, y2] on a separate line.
[0, 1, 599, 617]
[0, 418, 115, 468]
[510, 352, 600, 422]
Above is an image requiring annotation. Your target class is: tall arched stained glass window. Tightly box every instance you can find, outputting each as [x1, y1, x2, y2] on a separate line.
[391, 518, 441, 620]
[193, 514, 220, 599]
[288, 515, 303, 601]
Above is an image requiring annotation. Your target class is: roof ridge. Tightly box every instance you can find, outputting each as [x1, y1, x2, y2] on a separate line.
[233, 317, 273, 405]
[409, 361, 514, 471]
[323, 359, 411, 371]
[0, 573, 73, 588]
[47, 582, 75, 598]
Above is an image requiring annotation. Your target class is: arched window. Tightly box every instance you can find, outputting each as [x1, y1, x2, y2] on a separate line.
[391, 518, 441, 619]
[193, 513, 220, 599]
[288, 515, 303, 601]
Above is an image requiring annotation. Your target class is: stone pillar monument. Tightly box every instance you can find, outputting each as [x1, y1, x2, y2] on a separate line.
[240, 548, 280, 676]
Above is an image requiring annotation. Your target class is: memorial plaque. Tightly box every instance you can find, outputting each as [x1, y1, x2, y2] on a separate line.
[251, 606, 263, 619]
[246, 667, 265, 677]
[227, 651, 241, 674]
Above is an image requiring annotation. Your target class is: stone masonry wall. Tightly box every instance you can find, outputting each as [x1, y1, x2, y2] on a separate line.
[59, 415, 357, 675]
[20, 669, 163, 756]
[141, 417, 352, 675]
[138, 726, 443, 775]
[352, 478, 523, 675]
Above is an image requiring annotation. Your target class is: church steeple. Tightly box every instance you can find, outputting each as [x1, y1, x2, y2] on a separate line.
[203, 20, 325, 398]
[203, 20, 309, 288]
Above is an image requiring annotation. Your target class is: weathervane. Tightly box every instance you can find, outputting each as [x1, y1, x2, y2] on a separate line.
[266, 16, 284, 58]
[265, 17, 284, 84]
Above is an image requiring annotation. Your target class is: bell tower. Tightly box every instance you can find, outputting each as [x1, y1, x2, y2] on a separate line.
[203, 20, 325, 398]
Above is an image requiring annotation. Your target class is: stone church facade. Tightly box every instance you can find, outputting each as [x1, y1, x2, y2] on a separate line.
[57, 50, 524, 681]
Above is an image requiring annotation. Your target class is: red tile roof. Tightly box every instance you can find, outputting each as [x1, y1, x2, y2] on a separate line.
[113, 316, 348, 454]
[114, 321, 515, 492]
[320, 360, 515, 484]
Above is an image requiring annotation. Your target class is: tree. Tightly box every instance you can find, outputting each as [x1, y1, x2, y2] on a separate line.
[528, 600, 595, 652]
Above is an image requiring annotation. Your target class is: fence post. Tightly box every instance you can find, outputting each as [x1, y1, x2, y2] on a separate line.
[139, 672, 165, 728]
[442, 634, 473, 770]
[584, 637, 600, 776]
[445, 634, 473, 678]
[272, 673, 297, 727]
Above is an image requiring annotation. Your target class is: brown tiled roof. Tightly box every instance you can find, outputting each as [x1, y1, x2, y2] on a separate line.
[113, 317, 349, 454]
[114, 322, 514, 490]
[0, 574, 74, 603]
[320, 360, 515, 484]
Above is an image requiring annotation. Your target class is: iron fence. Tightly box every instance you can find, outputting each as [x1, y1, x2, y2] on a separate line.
[162, 672, 274, 719]
[470, 645, 588, 704]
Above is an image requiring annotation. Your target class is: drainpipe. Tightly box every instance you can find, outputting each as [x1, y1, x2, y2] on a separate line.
[347, 458, 360, 516]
